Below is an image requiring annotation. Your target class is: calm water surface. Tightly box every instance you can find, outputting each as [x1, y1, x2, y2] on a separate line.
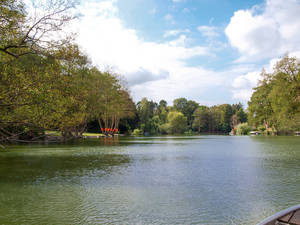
[0, 136, 300, 224]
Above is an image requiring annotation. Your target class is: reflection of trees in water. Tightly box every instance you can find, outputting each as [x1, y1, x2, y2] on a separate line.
[0, 148, 131, 224]
[100, 136, 120, 145]
[0, 152, 131, 184]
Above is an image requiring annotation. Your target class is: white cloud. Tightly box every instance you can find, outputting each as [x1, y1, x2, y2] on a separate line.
[232, 89, 255, 102]
[198, 25, 219, 38]
[130, 66, 226, 105]
[232, 71, 261, 89]
[172, 0, 185, 2]
[74, 0, 231, 104]
[126, 69, 169, 86]
[232, 49, 300, 103]
[227, 0, 300, 102]
[225, 0, 300, 61]
[232, 71, 262, 102]
[168, 35, 187, 46]
[231, 50, 300, 102]
[163, 29, 190, 38]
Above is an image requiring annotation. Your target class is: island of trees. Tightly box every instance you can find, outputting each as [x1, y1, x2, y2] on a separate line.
[1, 0, 300, 146]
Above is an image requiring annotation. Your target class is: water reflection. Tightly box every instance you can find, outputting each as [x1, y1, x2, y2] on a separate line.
[0, 145, 131, 224]
[99, 136, 120, 145]
[0, 152, 130, 184]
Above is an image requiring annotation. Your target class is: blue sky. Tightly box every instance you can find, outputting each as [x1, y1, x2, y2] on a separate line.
[74, 0, 300, 106]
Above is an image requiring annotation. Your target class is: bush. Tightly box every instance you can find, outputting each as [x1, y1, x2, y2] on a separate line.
[184, 129, 194, 135]
[258, 125, 266, 132]
[167, 111, 187, 134]
[236, 123, 251, 135]
[160, 123, 171, 134]
[132, 128, 143, 136]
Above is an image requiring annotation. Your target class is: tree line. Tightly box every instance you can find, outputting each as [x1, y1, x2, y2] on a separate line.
[123, 56, 300, 136]
[127, 98, 247, 135]
[2, 1, 298, 144]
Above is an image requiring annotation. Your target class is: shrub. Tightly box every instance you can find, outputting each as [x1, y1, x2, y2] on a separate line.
[167, 111, 187, 134]
[236, 123, 251, 135]
[258, 125, 266, 132]
[184, 129, 194, 135]
[132, 128, 143, 136]
[160, 123, 171, 134]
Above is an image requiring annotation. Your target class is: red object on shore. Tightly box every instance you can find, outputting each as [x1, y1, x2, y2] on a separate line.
[101, 128, 103, 132]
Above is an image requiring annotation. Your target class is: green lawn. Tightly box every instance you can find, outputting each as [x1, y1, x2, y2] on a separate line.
[83, 132, 105, 137]
[45, 131, 105, 137]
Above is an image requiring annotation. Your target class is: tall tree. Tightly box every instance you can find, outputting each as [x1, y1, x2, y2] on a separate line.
[0, 0, 76, 58]
[173, 98, 198, 128]
[192, 106, 209, 133]
[167, 111, 187, 134]
[248, 55, 300, 133]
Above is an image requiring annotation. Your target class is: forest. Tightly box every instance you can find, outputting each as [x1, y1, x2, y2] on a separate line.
[1, 0, 300, 145]
[125, 98, 247, 136]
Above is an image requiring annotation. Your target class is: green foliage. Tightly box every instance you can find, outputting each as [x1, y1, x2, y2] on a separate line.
[257, 125, 266, 132]
[184, 130, 194, 135]
[236, 108, 248, 123]
[173, 98, 199, 128]
[236, 123, 251, 135]
[132, 129, 143, 136]
[139, 102, 248, 135]
[173, 98, 188, 113]
[166, 111, 187, 134]
[248, 55, 300, 133]
[219, 104, 233, 133]
[0, 0, 136, 142]
[1, 0, 253, 141]
[136, 98, 160, 134]
[192, 106, 209, 133]
[160, 123, 171, 134]
[0, 0, 76, 58]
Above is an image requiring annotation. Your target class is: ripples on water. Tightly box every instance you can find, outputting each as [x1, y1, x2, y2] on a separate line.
[0, 136, 300, 224]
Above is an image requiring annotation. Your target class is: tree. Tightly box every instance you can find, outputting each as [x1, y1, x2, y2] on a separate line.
[192, 106, 209, 133]
[231, 103, 243, 114]
[236, 123, 251, 135]
[236, 108, 247, 123]
[248, 75, 274, 130]
[0, 0, 76, 58]
[166, 111, 187, 134]
[136, 98, 158, 134]
[173, 98, 188, 113]
[207, 106, 221, 132]
[248, 55, 300, 133]
[156, 99, 168, 124]
[0, 0, 138, 143]
[185, 100, 199, 128]
[173, 98, 198, 128]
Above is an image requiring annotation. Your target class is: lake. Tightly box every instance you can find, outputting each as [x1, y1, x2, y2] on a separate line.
[0, 136, 300, 224]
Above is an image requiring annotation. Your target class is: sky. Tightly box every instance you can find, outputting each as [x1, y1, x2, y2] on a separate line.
[71, 0, 300, 106]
